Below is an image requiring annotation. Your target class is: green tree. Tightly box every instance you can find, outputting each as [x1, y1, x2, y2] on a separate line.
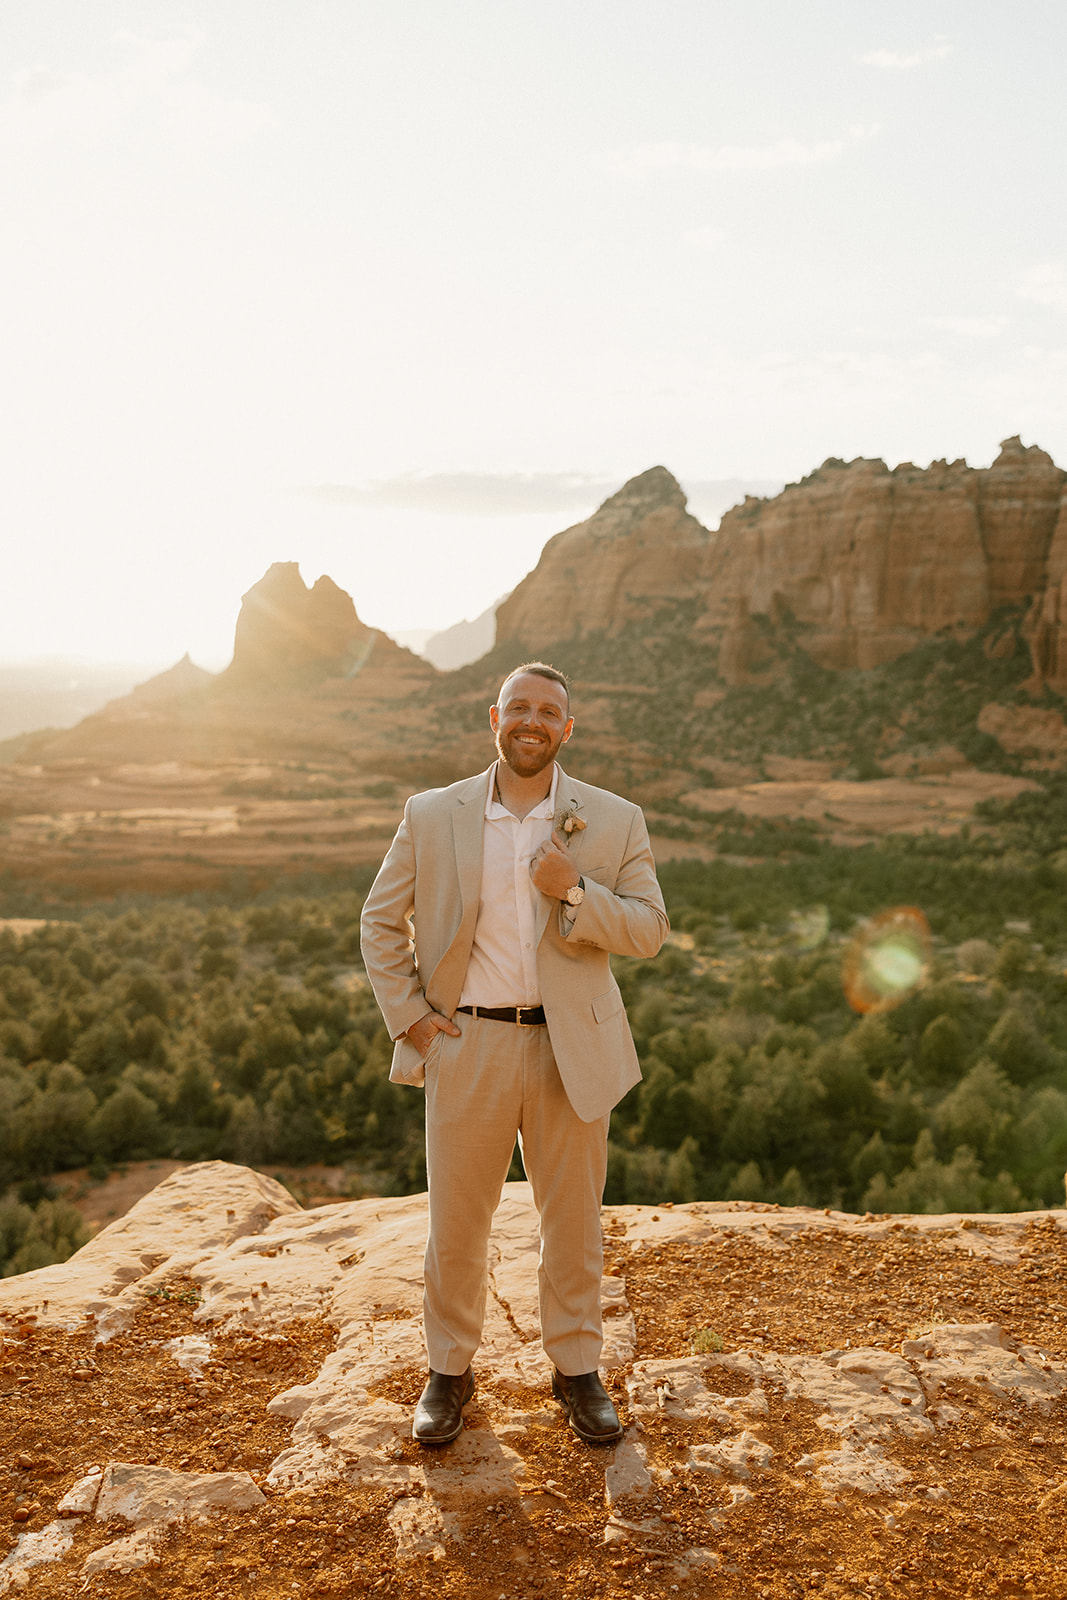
[88, 1081, 163, 1161]
[918, 1015, 968, 1080]
[934, 1059, 1018, 1165]
[1, 1194, 88, 1277]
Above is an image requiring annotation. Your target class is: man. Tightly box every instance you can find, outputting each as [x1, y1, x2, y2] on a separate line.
[360, 663, 668, 1446]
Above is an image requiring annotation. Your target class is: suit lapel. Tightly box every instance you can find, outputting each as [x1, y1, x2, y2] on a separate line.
[452, 767, 490, 921]
[558, 768, 587, 865]
[536, 765, 587, 942]
[422, 768, 490, 1005]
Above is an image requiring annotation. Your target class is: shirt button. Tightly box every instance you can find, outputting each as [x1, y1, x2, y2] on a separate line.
[524, 942, 532, 949]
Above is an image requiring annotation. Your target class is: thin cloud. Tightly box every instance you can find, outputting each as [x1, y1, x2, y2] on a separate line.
[612, 125, 877, 177]
[861, 36, 951, 69]
[297, 472, 785, 521]
[298, 473, 620, 517]
[1018, 264, 1067, 313]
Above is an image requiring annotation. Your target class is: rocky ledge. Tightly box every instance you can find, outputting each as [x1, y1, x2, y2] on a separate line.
[2, 1161, 1067, 1598]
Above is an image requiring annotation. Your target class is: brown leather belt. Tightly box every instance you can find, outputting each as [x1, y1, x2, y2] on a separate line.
[456, 1004, 546, 1026]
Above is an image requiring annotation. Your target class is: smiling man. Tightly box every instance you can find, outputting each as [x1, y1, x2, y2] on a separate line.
[360, 662, 668, 1446]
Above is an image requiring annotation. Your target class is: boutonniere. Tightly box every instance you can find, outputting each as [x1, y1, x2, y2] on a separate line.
[553, 805, 586, 841]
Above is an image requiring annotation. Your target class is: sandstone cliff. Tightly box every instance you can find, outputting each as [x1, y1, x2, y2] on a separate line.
[494, 466, 710, 650]
[701, 455, 993, 671]
[1023, 478, 1067, 697]
[224, 563, 376, 688]
[976, 436, 1065, 608]
[9, 563, 441, 775]
[494, 439, 1067, 683]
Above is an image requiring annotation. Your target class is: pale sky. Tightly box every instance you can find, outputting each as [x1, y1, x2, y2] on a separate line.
[2, 1, 1066, 668]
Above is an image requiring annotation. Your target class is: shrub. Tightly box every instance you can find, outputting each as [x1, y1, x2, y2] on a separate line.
[88, 1082, 164, 1161]
[0, 1193, 88, 1277]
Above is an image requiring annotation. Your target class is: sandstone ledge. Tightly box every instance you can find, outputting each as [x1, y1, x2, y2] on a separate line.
[3, 1162, 1067, 1597]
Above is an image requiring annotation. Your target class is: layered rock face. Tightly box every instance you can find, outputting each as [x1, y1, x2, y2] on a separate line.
[225, 563, 376, 688]
[976, 436, 1065, 608]
[494, 441, 1067, 682]
[1024, 481, 1067, 696]
[702, 457, 990, 670]
[495, 466, 710, 650]
[702, 438, 1067, 672]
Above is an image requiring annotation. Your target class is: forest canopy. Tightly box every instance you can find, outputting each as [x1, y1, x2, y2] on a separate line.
[3, 795, 1067, 1282]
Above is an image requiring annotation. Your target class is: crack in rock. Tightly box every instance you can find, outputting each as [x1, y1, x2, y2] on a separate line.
[487, 1274, 531, 1345]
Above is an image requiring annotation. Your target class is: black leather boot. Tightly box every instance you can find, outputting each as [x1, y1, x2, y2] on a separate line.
[551, 1368, 623, 1443]
[412, 1367, 475, 1445]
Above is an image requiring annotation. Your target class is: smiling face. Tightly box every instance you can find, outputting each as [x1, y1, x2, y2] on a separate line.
[490, 671, 574, 779]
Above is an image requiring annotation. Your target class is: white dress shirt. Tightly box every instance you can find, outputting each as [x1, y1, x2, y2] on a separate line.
[458, 764, 561, 1008]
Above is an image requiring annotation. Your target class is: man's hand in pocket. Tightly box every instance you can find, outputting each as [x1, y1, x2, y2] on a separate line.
[405, 1011, 462, 1057]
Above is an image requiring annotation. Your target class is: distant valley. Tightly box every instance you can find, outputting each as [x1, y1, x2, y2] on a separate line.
[0, 660, 171, 743]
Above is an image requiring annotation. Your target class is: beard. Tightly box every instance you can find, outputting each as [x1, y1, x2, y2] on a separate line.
[495, 725, 563, 778]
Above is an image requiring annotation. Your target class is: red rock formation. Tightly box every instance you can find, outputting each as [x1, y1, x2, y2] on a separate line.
[716, 596, 786, 687]
[977, 436, 1065, 608]
[494, 466, 709, 651]
[699, 439, 1066, 672]
[700, 456, 992, 669]
[1023, 485, 1067, 695]
[14, 442, 1067, 794]
[16, 562, 441, 775]
[492, 444, 1067, 677]
[225, 564, 375, 688]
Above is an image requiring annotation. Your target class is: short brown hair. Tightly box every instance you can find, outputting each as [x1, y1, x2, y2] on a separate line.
[497, 661, 570, 709]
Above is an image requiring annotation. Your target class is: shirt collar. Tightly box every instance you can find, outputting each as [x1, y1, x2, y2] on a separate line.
[485, 761, 559, 821]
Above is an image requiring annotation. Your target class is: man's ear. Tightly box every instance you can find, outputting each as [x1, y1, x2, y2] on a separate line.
[489, 704, 500, 732]
[562, 717, 574, 743]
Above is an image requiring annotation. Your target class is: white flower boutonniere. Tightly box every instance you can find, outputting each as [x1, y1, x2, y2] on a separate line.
[553, 805, 587, 841]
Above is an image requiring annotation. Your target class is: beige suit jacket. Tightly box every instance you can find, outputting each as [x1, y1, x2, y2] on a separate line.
[359, 763, 669, 1123]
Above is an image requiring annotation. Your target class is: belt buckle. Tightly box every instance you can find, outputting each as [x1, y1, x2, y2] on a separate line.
[517, 1006, 535, 1026]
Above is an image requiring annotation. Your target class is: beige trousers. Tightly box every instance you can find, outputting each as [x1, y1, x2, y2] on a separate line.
[422, 1013, 610, 1377]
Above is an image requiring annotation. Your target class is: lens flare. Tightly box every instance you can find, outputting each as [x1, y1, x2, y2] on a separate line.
[843, 906, 931, 1014]
[790, 905, 830, 950]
